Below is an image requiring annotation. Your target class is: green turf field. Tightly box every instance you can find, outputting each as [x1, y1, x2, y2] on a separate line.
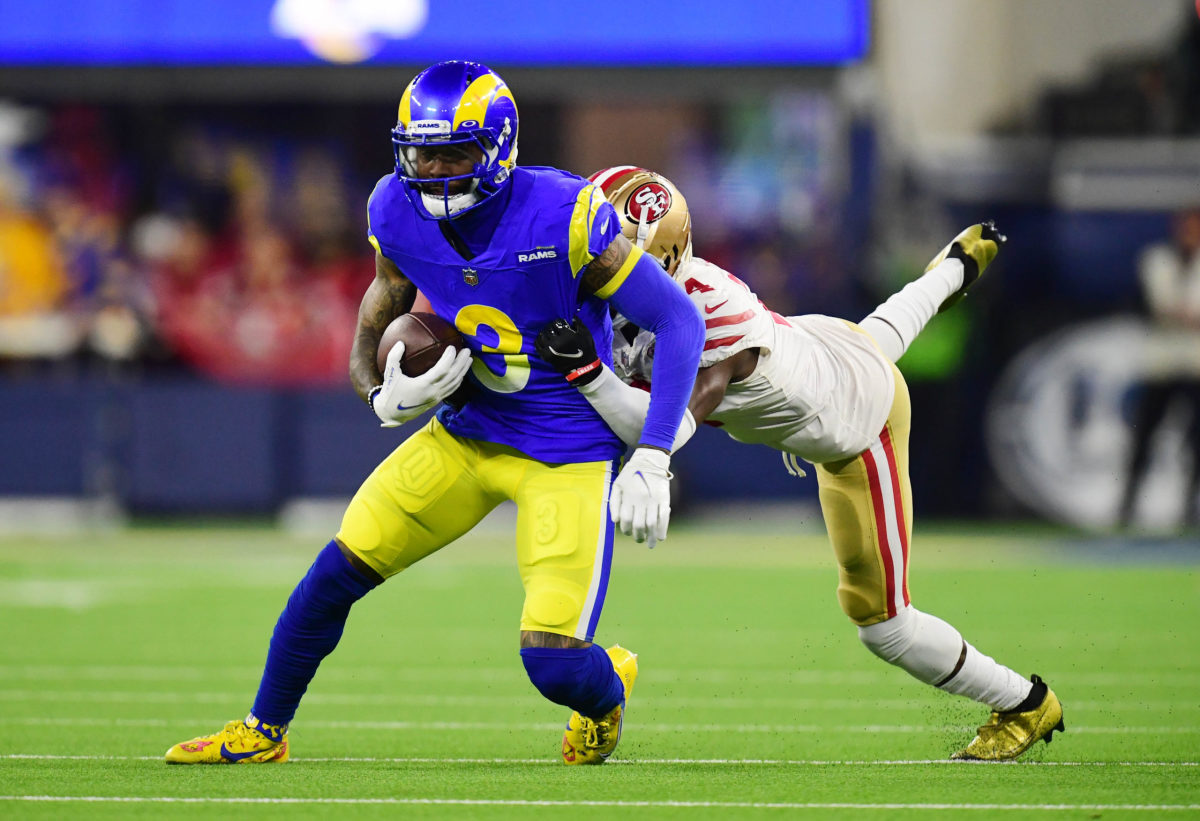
[1, 519, 1197, 819]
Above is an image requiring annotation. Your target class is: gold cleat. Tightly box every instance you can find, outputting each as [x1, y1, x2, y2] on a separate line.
[561, 645, 638, 765]
[164, 714, 289, 765]
[952, 675, 1064, 761]
[927, 221, 1006, 313]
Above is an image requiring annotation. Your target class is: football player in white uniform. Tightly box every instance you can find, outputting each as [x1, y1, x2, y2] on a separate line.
[535, 166, 1064, 761]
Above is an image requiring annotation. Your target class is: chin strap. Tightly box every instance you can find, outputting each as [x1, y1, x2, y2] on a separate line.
[421, 189, 481, 218]
[635, 209, 650, 248]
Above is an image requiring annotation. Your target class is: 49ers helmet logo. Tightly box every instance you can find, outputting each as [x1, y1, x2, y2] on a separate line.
[626, 182, 672, 224]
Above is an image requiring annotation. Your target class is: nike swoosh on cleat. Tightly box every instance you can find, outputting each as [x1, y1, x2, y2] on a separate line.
[546, 346, 584, 358]
[220, 743, 268, 763]
[704, 301, 728, 314]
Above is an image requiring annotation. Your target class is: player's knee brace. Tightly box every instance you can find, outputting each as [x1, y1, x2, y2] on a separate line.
[251, 540, 380, 725]
[856, 606, 964, 686]
[520, 644, 624, 719]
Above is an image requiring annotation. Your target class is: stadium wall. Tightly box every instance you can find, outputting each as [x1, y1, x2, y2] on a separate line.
[0, 376, 805, 513]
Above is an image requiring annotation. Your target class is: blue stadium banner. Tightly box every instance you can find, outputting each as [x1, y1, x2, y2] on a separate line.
[0, 0, 868, 66]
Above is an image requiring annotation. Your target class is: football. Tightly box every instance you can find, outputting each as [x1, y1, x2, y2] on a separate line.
[377, 312, 465, 376]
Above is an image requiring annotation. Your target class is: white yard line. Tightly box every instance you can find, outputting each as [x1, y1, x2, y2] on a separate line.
[2, 754, 1197, 767]
[1, 796, 1198, 811]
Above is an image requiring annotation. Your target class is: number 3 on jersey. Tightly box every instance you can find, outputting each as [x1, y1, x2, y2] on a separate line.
[455, 304, 531, 393]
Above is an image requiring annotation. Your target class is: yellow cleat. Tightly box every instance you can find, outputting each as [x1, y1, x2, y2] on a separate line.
[561, 645, 638, 765]
[926, 221, 1006, 313]
[164, 714, 289, 765]
[951, 675, 1064, 761]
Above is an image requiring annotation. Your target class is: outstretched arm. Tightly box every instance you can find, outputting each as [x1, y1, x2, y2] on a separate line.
[536, 318, 697, 452]
[537, 318, 749, 447]
[580, 235, 703, 450]
[349, 251, 417, 402]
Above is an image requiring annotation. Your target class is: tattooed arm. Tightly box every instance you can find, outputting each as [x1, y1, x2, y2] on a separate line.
[580, 233, 704, 452]
[349, 251, 417, 402]
[579, 232, 632, 297]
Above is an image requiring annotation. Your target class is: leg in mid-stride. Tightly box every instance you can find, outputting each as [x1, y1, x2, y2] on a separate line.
[165, 419, 635, 764]
[507, 447, 635, 764]
[164, 537, 381, 764]
[859, 222, 1005, 364]
[815, 364, 1063, 761]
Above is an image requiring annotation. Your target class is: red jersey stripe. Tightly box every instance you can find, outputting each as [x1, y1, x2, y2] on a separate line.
[587, 166, 646, 194]
[705, 309, 755, 329]
[757, 301, 791, 326]
[703, 334, 745, 351]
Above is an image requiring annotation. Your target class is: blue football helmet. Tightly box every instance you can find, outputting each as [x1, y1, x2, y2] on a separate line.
[391, 60, 519, 220]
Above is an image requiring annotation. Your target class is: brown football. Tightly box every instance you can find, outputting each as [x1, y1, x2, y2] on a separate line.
[377, 312, 465, 376]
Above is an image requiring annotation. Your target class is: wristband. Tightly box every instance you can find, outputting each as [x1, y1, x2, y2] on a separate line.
[366, 384, 384, 409]
[565, 359, 602, 385]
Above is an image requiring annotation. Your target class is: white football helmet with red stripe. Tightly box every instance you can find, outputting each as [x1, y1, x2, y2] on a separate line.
[587, 166, 692, 276]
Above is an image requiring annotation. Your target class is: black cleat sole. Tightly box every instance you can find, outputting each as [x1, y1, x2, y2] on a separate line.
[1044, 717, 1066, 745]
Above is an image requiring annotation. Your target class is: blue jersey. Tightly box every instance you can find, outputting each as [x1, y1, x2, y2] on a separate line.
[367, 166, 625, 463]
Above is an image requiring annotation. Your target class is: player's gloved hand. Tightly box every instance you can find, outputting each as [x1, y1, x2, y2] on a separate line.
[535, 317, 602, 386]
[610, 446, 673, 548]
[372, 340, 473, 428]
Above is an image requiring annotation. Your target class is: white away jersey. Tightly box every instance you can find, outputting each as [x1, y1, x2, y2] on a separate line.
[613, 257, 779, 382]
[612, 256, 896, 464]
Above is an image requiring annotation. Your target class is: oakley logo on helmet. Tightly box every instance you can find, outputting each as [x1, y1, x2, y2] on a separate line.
[627, 183, 672, 224]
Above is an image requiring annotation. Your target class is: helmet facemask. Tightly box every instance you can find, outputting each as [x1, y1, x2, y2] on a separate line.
[392, 61, 519, 221]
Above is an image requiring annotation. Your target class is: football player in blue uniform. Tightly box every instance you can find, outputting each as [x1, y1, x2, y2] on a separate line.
[165, 61, 704, 766]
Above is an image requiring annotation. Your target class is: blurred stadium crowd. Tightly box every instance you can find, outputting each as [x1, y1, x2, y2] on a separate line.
[0, 103, 371, 383]
[5, 15, 1200, 384]
[0, 96, 878, 386]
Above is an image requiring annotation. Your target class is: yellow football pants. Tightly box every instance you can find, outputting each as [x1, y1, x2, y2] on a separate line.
[336, 418, 617, 641]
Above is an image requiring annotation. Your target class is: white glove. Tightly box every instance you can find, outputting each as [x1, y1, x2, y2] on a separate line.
[372, 340, 473, 428]
[610, 447, 672, 548]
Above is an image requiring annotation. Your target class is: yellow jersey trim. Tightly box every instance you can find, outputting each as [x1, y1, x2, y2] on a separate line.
[593, 246, 644, 299]
[568, 184, 608, 277]
[366, 194, 381, 254]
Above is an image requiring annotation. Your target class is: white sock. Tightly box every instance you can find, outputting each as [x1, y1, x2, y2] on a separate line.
[859, 258, 965, 362]
[942, 643, 1033, 711]
[858, 606, 1032, 711]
